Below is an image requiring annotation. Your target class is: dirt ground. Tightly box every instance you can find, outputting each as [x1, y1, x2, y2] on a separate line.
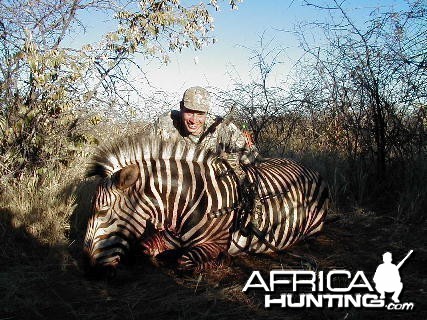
[0, 209, 426, 320]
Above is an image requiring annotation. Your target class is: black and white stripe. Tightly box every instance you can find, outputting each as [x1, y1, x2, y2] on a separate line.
[83, 137, 328, 272]
[229, 158, 329, 254]
[84, 137, 239, 271]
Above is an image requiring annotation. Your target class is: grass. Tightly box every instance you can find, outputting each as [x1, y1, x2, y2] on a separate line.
[0, 125, 426, 320]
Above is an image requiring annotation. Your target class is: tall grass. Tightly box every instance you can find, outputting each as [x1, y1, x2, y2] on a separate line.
[0, 119, 151, 258]
[0, 159, 83, 248]
[259, 138, 427, 224]
[1, 118, 424, 257]
[394, 155, 427, 223]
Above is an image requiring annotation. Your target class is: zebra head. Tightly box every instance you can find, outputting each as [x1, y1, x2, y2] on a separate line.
[83, 163, 141, 277]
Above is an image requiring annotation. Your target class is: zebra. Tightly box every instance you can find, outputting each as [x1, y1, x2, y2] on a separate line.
[229, 158, 329, 255]
[83, 136, 328, 274]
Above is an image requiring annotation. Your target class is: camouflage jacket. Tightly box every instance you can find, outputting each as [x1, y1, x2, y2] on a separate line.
[149, 110, 258, 164]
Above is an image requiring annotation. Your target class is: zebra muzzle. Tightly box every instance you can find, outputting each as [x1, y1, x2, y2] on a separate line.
[82, 248, 121, 280]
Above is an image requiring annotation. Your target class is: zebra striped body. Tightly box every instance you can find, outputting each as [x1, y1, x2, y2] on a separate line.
[229, 158, 329, 255]
[83, 137, 328, 272]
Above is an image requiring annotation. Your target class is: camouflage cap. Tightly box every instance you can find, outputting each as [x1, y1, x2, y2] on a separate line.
[181, 86, 211, 112]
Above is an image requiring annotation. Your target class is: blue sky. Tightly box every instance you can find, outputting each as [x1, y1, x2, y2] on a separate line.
[134, 1, 323, 94]
[69, 0, 410, 104]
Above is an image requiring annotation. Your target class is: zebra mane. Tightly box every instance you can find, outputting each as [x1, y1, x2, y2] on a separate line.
[86, 135, 216, 178]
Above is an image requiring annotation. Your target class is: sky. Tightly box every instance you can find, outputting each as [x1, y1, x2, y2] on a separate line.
[68, 0, 410, 109]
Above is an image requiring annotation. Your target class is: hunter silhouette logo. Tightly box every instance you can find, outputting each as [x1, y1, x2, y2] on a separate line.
[242, 249, 415, 310]
[373, 250, 413, 303]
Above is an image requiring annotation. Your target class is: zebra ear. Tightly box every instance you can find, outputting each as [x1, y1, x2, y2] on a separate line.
[112, 164, 140, 190]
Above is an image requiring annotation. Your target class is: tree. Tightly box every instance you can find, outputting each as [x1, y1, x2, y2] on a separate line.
[218, 34, 301, 155]
[294, 0, 426, 177]
[0, 0, 242, 177]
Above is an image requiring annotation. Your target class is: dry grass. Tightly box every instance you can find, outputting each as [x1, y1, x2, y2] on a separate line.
[0, 126, 426, 320]
[1, 173, 73, 247]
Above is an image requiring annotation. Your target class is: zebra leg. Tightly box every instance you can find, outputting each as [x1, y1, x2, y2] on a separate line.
[177, 242, 229, 271]
[140, 231, 178, 257]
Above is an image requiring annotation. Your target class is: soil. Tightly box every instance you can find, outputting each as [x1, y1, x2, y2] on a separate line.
[1, 211, 425, 320]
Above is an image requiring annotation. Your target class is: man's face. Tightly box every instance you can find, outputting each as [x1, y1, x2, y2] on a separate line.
[181, 107, 207, 135]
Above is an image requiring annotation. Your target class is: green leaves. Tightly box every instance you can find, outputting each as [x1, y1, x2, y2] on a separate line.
[107, 0, 219, 59]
